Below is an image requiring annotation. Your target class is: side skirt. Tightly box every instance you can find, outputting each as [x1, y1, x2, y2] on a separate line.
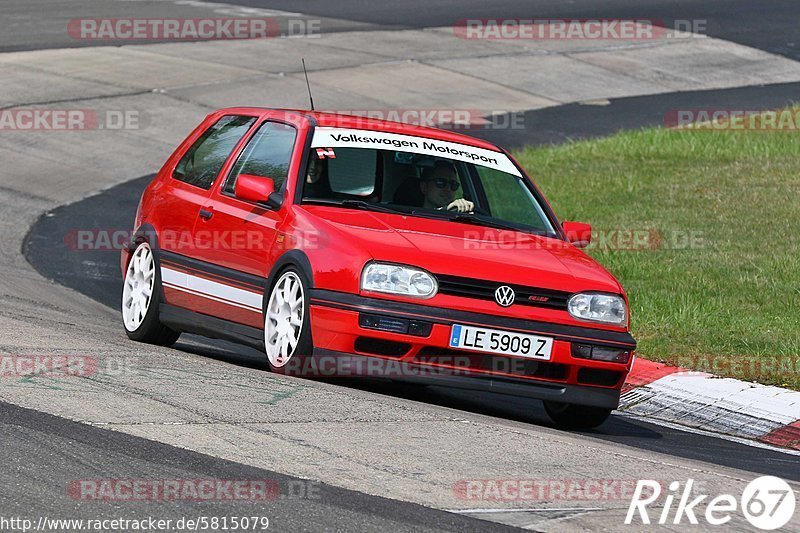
[160, 304, 264, 352]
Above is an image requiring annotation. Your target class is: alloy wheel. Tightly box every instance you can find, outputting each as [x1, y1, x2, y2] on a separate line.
[122, 243, 156, 332]
[265, 271, 305, 367]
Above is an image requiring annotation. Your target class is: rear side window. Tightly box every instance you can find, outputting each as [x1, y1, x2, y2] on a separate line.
[173, 115, 256, 190]
[223, 121, 297, 196]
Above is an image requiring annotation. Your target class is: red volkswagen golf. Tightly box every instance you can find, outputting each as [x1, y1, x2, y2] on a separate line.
[121, 107, 636, 428]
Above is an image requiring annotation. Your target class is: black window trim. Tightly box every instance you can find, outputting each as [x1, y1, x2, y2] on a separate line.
[218, 118, 301, 209]
[170, 113, 260, 191]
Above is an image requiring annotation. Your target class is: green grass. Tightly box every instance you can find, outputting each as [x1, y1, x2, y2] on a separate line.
[513, 117, 800, 389]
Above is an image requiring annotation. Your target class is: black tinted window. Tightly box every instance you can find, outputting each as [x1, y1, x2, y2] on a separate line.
[223, 121, 297, 195]
[173, 115, 256, 190]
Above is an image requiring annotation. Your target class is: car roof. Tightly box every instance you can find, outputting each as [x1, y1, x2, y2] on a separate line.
[216, 107, 504, 152]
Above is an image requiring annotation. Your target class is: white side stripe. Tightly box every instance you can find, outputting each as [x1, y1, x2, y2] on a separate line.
[163, 283, 262, 314]
[161, 267, 263, 313]
[161, 267, 189, 292]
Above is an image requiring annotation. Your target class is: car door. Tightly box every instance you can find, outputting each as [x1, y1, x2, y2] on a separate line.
[155, 112, 259, 314]
[188, 116, 304, 328]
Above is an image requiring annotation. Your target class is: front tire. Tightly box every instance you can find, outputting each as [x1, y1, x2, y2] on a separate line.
[264, 268, 313, 374]
[543, 400, 612, 429]
[121, 242, 180, 347]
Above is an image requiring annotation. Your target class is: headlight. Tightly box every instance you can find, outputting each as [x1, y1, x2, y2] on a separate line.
[567, 293, 627, 325]
[361, 263, 437, 299]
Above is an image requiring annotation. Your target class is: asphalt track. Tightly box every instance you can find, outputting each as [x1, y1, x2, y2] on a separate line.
[6, 0, 800, 529]
[0, 400, 515, 532]
[5, 0, 800, 148]
[467, 81, 800, 148]
[226, 0, 800, 59]
[4, 0, 799, 60]
[23, 175, 800, 483]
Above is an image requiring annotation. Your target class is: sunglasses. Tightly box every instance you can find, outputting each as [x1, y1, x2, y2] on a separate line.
[427, 178, 460, 191]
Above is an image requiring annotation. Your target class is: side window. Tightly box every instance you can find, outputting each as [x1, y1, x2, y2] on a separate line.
[223, 121, 297, 196]
[476, 167, 553, 231]
[173, 115, 256, 190]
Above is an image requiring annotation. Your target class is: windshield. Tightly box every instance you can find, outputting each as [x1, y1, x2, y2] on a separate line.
[301, 127, 557, 235]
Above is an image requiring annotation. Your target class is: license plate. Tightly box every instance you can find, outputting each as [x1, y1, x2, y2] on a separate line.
[449, 324, 553, 360]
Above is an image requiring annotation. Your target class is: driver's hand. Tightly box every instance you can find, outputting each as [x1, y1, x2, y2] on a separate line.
[446, 198, 474, 213]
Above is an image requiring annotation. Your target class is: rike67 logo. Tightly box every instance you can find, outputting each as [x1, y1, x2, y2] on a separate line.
[626, 476, 796, 530]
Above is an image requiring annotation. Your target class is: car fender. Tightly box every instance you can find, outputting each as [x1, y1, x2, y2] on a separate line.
[266, 249, 315, 291]
[120, 222, 169, 302]
[276, 206, 374, 294]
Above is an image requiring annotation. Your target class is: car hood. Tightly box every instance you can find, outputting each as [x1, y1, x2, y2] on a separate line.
[300, 206, 623, 294]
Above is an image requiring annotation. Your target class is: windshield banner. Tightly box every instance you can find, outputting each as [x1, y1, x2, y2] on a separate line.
[311, 127, 522, 176]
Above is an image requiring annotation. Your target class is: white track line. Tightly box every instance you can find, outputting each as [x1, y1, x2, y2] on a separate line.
[616, 412, 800, 456]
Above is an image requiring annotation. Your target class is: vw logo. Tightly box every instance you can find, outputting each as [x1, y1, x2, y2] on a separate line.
[494, 285, 515, 307]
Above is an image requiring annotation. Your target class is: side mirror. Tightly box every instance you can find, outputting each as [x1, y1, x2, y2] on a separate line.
[235, 174, 282, 209]
[562, 221, 592, 248]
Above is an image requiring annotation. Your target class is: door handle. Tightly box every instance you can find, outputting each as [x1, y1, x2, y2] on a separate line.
[199, 208, 214, 220]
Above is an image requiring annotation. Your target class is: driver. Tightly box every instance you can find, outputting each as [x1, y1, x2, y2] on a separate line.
[304, 155, 332, 198]
[419, 161, 474, 212]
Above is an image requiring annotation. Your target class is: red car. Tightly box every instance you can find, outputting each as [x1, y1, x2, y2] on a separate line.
[121, 107, 636, 428]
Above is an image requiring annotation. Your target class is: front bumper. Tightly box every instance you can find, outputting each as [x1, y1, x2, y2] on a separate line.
[307, 289, 636, 409]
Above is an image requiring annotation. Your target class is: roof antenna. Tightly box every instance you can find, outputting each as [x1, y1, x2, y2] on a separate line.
[301, 58, 315, 111]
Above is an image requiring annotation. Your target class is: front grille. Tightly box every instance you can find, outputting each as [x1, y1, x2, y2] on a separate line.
[435, 274, 570, 310]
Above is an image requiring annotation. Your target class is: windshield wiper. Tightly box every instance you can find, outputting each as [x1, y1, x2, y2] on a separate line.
[304, 198, 411, 215]
[341, 200, 411, 215]
[412, 210, 524, 233]
[452, 213, 528, 233]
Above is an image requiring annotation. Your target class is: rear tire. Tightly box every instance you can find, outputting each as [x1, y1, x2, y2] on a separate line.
[263, 267, 314, 375]
[543, 400, 612, 429]
[121, 242, 180, 347]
